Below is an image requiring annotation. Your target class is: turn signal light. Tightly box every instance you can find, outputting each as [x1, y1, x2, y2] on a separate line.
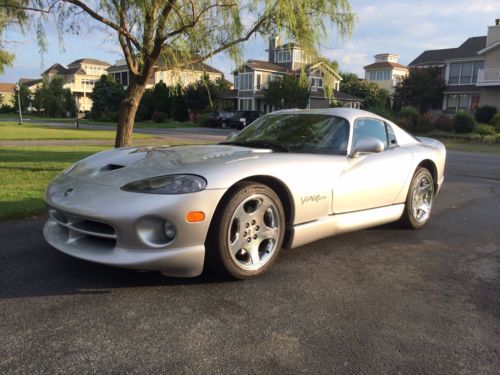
[186, 211, 205, 222]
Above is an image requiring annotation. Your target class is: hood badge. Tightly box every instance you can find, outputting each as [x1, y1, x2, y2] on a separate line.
[64, 188, 74, 197]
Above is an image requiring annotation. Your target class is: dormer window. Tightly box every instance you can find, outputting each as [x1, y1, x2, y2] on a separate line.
[276, 50, 291, 63]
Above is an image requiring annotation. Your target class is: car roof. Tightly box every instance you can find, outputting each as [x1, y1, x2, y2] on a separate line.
[269, 108, 385, 123]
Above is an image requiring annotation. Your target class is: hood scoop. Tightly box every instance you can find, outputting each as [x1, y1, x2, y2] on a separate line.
[100, 163, 126, 172]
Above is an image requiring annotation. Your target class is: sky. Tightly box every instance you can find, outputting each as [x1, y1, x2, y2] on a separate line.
[0, 0, 499, 83]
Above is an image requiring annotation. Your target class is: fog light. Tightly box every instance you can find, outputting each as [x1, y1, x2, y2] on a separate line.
[164, 221, 176, 240]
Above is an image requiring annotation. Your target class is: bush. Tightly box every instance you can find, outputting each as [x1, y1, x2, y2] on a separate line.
[151, 111, 167, 123]
[453, 112, 476, 134]
[482, 135, 497, 144]
[367, 105, 396, 122]
[99, 111, 119, 122]
[197, 113, 210, 127]
[434, 115, 454, 132]
[0, 104, 15, 113]
[414, 112, 434, 133]
[490, 113, 500, 132]
[474, 105, 497, 124]
[475, 124, 496, 136]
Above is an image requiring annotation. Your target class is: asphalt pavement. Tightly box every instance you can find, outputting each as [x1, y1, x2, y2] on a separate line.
[0, 150, 499, 373]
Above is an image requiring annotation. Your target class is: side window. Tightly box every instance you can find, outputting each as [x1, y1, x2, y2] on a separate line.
[352, 118, 388, 149]
[386, 123, 398, 146]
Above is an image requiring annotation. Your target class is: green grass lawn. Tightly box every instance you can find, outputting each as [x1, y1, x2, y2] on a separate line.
[0, 146, 109, 220]
[440, 140, 500, 154]
[0, 121, 154, 141]
[81, 119, 199, 129]
[0, 141, 198, 221]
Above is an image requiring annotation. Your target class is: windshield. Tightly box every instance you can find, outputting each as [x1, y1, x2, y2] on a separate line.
[223, 114, 350, 154]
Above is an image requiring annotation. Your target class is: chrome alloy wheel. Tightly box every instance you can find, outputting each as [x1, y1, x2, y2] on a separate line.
[411, 174, 434, 223]
[227, 193, 281, 271]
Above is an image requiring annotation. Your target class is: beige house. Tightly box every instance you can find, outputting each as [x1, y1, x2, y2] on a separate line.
[231, 37, 360, 112]
[364, 54, 408, 95]
[409, 20, 500, 114]
[0, 83, 15, 106]
[42, 58, 111, 111]
[107, 58, 223, 89]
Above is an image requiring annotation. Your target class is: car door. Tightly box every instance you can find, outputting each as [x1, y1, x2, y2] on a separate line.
[332, 117, 413, 214]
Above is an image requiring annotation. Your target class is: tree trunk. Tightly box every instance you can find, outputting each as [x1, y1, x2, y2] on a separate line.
[114, 80, 147, 148]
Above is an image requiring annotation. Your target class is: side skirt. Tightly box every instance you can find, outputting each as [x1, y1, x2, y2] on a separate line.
[285, 204, 405, 249]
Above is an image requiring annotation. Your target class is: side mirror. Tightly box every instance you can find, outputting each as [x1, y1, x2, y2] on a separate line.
[226, 131, 239, 141]
[350, 137, 385, 158]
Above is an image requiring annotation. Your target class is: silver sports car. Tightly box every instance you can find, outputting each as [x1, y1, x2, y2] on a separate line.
[43, 108, 446, 279]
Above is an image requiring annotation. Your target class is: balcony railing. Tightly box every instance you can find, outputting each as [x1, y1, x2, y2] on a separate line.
[477, 68, 500, 86]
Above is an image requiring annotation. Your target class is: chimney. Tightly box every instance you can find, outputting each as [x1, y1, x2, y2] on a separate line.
[487, 19, 500, 45]
[268, 36, 281, 63]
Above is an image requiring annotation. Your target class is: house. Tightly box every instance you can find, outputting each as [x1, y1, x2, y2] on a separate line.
[408, 20, 500, 114]
[364, 53, 408, 95]
[19, 78, 42, 92]
[107, 57, 224, 89]
[231, 37, 361, 112]
[42, 58, 111, 111]
[0, 83, 16, 106]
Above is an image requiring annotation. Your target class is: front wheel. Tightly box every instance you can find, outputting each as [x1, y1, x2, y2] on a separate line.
[206, 182, 285, 279]
[400, 167, 435, 229]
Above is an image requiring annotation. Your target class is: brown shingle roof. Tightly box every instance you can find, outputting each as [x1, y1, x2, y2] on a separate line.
[245, 59, 289, 73]
[67, 58, 111, 67]
[364, 61, 408, 70]
[19, 78, 42, 87]
[43, 63, 67, 75]
[0, 83, 15, 93]
[409, 36, 487, 67]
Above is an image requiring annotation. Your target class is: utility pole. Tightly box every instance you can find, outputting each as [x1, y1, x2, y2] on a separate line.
[15, 84, 23, 125]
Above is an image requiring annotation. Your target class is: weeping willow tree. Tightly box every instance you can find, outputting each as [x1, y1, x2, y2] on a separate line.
[0, 1, 27, 73]
[5, 0, 355, 147]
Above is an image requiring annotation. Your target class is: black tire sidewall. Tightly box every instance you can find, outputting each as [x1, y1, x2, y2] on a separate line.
[210, 182, 285, 279]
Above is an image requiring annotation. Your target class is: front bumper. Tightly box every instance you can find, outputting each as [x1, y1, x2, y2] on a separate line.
[43, 175, 226, 277]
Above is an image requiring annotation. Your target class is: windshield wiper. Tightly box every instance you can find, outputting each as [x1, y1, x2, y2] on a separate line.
[221, 140, 290, 152]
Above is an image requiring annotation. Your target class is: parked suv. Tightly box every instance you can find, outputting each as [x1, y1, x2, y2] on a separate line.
[207, 111, 234, 128]
[231, 111, 262, 130]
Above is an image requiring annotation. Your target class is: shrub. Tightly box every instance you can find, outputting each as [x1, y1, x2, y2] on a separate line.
[414, 112, 434, 133]
[482, 135, 497, 144]
[99, 111, 119, 122]
[490, 113, 500, 132]
[475, 124, 496, 136]
[474, 105, 497, 124]
[398, 106, 420, 131]
[197, 113, 210, 127]
[453, 112, 476, 134]
[367, 105, 396, 122]
[151, 111, 167, 123]
[434, 115, 454, 132]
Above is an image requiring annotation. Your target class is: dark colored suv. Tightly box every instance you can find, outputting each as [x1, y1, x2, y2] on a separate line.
[231, 111, 262, 130]
[207, 112, 234, 128]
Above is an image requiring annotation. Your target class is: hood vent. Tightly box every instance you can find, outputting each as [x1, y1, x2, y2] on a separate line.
[100, 163, 125, 172]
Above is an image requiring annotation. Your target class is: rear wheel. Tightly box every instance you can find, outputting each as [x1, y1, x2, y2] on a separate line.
[400, 167, 434, 229]
[206, 182, 285, 279]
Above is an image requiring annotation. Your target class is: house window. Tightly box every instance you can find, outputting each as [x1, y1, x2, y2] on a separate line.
[276, 50, 291, 63]
[293, 49, 305, 63]
[238, 73, 253, 91]
[460, 62, 473, 84]
[239, 98, 252, 110]
[270, 74, 282, 82]
[310, 77, 322, 88]
[446, 94, 472, 114]
[256, 73, 262, 90]
[449, 63, 460, 84]
[472, 61, 484, 83]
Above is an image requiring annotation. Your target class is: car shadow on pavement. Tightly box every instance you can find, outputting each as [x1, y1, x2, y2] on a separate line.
[0, 218, 231, 299]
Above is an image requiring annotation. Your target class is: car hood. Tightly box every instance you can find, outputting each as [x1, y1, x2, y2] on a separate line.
[62, 144, 282, 188]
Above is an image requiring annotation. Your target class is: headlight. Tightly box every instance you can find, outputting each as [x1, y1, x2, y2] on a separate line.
[121, 174, 207, 194]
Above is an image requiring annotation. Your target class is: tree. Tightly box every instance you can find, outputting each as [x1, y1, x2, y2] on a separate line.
[183, 80, 213, 118]
[12, 83, 31, 112]
[9, 1, 355, 147]
[89, 74, 125, 120]
[339, 72, 389, 108]
[32, 77, 75, 117]
[394, 67, 446, 113]
[263, 75, 309, 109]
[0, 1, 27, 73]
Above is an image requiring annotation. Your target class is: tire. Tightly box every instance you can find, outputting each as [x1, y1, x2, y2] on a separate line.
[221, 121, 228, 129]
[399, 167, 435, 229]
[206, 182, 285, 279]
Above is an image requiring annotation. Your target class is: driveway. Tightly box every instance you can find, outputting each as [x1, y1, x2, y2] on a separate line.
[0, 151, 498, 373]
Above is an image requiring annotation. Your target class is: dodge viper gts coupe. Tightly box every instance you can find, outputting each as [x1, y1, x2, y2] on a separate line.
[43, 108, 446, 279]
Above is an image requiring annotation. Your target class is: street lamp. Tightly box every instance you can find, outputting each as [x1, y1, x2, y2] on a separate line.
[15, 84, 23, 125]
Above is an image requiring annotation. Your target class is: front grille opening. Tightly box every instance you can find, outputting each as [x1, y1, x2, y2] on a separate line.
[71, 220, 116, 237]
